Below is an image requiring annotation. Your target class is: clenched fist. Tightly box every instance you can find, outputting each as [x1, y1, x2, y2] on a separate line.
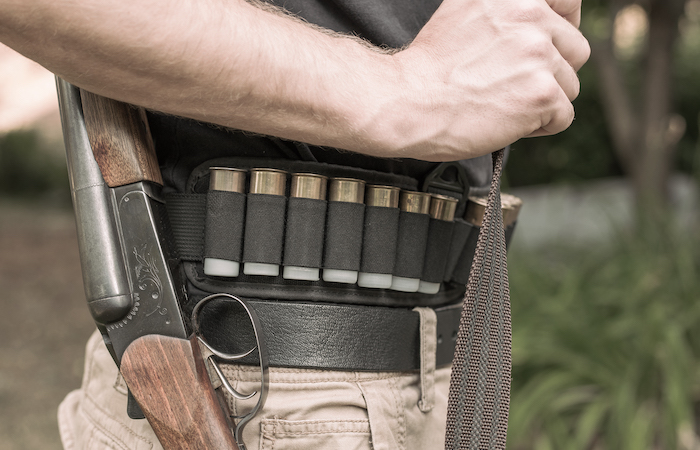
[373, 0, 590, 161]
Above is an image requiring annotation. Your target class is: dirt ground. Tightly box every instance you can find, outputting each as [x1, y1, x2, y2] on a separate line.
[0, 201, 95, 450]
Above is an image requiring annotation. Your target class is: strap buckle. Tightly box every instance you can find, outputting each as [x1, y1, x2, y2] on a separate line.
[421, 161, 471, 217]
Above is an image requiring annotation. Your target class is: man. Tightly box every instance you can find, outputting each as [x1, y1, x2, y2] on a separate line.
[0, 0, 589, 448]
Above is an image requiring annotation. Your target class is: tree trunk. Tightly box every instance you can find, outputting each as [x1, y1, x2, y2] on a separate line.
[589, 0, 686, 228]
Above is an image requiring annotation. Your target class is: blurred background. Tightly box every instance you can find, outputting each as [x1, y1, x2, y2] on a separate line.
[1, 0, 699, 448]
[0, 41, 97, 450]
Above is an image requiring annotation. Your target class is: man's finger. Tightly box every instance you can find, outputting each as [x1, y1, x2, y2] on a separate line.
[550, 14, 591, 71]
[553, 56, 581, 101]
[542, 100, 575, 134]
[528, 87, 575, 138]
[544, 0, 582, 27]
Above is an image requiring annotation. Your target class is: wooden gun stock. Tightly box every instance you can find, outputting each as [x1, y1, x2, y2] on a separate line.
[79, 89, 162, 187]
[121, 335, 240, 450]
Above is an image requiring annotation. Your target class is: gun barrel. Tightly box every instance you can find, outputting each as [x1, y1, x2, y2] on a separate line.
[56, 78, 133, 325]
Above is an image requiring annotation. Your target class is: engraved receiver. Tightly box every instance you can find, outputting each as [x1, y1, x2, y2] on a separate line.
[57, 79, 189, 371]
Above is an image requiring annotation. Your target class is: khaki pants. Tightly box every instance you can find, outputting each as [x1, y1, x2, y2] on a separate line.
[59, 329, 450, 450]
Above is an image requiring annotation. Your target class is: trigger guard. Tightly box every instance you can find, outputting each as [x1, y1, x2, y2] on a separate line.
[190, 293, 270, 449]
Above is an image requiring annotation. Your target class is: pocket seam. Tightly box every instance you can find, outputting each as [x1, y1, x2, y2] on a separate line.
[260, 418, 371, 436]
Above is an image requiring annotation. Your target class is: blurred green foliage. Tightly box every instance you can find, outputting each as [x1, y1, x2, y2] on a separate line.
[0, 129, 70, 205]
[507, 229, 700, 449]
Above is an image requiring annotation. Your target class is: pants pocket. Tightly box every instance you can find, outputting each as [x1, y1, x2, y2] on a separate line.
[259, 418, 372, 450]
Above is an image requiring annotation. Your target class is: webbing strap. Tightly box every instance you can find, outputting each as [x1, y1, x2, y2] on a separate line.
[165, 193, 206, 261]
[445, 149, 512, 449]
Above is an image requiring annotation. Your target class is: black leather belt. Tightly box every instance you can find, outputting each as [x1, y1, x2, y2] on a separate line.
[194, 298, 461, 372]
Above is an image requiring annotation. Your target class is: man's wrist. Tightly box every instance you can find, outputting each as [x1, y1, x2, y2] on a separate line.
[348, 48, 453, 162]
[335, 48, 409, 158]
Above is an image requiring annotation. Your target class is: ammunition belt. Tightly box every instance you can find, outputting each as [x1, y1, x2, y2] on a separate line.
[165, 157, 520, 308]
[165, 157, 520, 371]
[166, 158, 517, 307]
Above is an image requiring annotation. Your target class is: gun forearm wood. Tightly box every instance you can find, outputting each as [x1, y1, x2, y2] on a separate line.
[120, 335, 239, 450]
[80, 89, 163, 187]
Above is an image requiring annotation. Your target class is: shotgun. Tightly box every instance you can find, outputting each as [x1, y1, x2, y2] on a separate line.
[56, 78, 247, 449]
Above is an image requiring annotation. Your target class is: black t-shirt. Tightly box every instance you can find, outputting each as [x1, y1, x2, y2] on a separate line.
[148, 0, 493, 195]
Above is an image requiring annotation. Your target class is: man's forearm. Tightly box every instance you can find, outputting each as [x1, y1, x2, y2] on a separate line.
[0, 0, 399, 154]
[0, 0, 590, 162]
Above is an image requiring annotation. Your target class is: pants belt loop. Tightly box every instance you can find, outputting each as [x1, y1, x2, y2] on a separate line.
[413, 306, 437, 412]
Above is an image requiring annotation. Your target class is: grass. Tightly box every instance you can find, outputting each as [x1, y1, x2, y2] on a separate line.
[507, 227, 700, 449]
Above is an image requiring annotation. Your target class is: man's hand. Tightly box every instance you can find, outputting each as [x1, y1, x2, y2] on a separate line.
[371, 0, 590, 161]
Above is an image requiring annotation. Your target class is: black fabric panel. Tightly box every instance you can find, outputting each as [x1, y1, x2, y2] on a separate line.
[451, 223, 480, 285]
[242, 194, 287, 265]
[444, 219, 477, 282]
[393, 211, 430, 278]
[360, 206, 400, 274]
[264, 0, 442, 48]
[165, 193, 206, 261]
[149, 115, 297, 196]
[323, 201, 365, 271]
[422, 219, 455, 283]
[150, 110, 495, 199]
[283, 198, 328, 268]
[203, 190, 246, 262]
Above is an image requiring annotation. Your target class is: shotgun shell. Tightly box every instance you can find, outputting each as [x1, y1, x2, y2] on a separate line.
[209, 167, 246, 193]
[290, 173, 327, 200]
[358, 185, 401, 289]
[501, 193, 523, 228]
[418, 195, 459, 294]
[284, 173, 328, 281]
[429, 194, 458, 222]
[400, 190, 431, 214]
[243, 168, 288, 277]
[390, 191, 432, 293]
[464, 195, 488, 227]
[365, 185, 400, 208]
[322, 178, 366, 284]
[328, 177, 365, 203]
[249, 168, 287, 196]
[465, 193, 522, 229]
[203, 168, 247, 278]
